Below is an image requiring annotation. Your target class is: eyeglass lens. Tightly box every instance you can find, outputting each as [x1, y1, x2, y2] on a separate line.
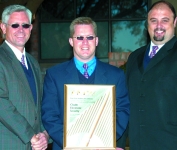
[75, 36, 95, 40]
[10, 24, 31, 29]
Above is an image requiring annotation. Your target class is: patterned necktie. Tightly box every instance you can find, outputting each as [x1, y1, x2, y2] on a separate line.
[150, 46, 158, 58]
[83, 63, 89, 79]
[21, 54, 26, 68]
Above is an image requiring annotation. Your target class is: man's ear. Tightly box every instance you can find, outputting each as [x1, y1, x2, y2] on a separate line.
[69, 38, 73, 47]
[96, 37, 98, 46]
[0, 23, 7, 34]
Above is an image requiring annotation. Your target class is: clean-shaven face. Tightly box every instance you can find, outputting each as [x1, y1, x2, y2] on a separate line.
[1, 11, 32, 52]
[69, 24, 98, 63]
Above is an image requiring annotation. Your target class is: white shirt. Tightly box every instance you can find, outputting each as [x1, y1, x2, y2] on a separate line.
[5, 40, 28, 69]
[148, 41, 164, 57]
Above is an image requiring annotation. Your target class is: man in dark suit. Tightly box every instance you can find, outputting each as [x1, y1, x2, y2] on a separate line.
[0, 4, 48, 150]
[42, 17, 130, 150]
[126, 1, 177, 149]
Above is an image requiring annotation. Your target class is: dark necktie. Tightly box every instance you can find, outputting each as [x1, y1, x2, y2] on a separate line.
[83, 63, 89, 79]
[149, 46, 158, 58]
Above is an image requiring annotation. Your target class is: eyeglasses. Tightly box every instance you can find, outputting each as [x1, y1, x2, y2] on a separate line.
[73, 36, 96, 40]
[5, 23, 31, 29]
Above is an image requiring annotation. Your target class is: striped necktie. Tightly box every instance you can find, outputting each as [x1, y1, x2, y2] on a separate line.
[150, 46, 158, 58]
[21, 54, 26, 68]
[83, 63, 89, 79]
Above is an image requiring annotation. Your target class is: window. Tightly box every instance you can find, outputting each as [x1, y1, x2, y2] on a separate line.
[39, 0, 150, 62]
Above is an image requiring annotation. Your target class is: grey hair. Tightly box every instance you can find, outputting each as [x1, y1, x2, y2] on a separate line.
[1, 5, 32, 24]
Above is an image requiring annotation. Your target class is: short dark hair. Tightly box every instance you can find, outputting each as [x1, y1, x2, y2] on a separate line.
[148, 0, 176, 20]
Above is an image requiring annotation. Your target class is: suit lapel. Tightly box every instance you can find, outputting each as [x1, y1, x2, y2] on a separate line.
[63, 59, 108, 84]
[137, 49, 147, 74]
[145, 37, 177, 73]
[26, 54, 41, 107]
[2, 42, 35, 105]
[64, 59, 80, 84]
[94, 60, 107, 84]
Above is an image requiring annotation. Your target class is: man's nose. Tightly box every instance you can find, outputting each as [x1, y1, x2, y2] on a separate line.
[82, 37, 89, 44]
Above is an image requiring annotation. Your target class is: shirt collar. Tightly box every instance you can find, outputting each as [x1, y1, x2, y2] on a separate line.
[149, 41, 164, 55]
[5, 40, 26, 62]
[74, 57, 96, 75]
[151, 41, 164, 48]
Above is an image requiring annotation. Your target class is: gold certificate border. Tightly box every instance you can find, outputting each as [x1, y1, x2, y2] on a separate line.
[63, 84, 116, 150]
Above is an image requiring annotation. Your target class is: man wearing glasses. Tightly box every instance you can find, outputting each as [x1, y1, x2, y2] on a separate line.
[0, 4, 48, 150]
[42, 17, 130, 150]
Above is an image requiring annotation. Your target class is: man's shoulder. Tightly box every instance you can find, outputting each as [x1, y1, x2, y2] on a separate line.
[26, 52, 37, 61]
[131, 45, 147, 55]
[0, 42, 8, 55]
[97, 59, 124, 73]
[128, 45, 148, 60]
[0, 43, 12, 62]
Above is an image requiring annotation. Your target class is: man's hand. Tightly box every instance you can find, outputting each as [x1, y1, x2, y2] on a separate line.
[31, 134, 39, 143]
[31, 131, 48, 150]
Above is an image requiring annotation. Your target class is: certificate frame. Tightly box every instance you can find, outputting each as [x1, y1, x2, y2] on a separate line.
[63, 84, 116, 150]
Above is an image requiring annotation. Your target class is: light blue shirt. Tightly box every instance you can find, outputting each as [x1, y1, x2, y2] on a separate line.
[74, 57, 96, 76]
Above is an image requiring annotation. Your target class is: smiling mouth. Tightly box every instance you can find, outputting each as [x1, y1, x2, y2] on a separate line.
[154, 29, 166, 37]
[82, 48, 89, 50]
[155, 30, 163, 34]
[154, 28, 165, 34]
[153, 31, 165, 41]
[154, 32, 164, 37]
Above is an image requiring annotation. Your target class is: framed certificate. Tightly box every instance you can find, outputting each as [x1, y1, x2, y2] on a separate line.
[63, 84, 116, 150]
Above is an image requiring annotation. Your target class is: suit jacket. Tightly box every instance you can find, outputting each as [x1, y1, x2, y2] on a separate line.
[42, 58, 130, 150]
[0, 42, 43, 149]
[126, 36, 177, 150]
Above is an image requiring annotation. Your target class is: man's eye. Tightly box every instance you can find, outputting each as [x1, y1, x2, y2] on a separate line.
[151, 20, 157, 23]
[162, 19, 169, 23]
